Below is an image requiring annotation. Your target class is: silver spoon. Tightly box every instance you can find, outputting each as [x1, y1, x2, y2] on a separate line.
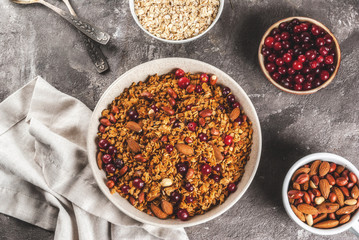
[60, 0, 109, 73]
[11, 0, 110, 45]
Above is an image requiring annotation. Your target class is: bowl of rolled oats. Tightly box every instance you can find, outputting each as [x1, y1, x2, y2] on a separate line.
[87, 58, 262, 227]
[129, 0, 224, 43]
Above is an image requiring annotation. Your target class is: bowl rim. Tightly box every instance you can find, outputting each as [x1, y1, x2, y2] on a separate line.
[258, 16, 341, 95]
[282, 152, 359, 235]
[86, 57, 262, 228]
[128, 0, 224, 44]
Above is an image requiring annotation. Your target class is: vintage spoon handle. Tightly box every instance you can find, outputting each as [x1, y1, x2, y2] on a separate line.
[60, 0, 109, 73]
[39, 0, 110, 45]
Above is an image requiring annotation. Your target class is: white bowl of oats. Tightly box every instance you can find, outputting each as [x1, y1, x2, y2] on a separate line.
[129, 0, 224, 43]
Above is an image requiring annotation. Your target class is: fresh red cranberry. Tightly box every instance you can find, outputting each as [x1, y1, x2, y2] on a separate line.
[109, 176, 118, 183]
[282, 81, 293, 89]
[316, 38, 326, 47]
[267, 54, 276, 62]
[293, 25, 302, 33]
[273, 42, 282, 51]
[127, 109, 139, 121]
[186, 105, 192, 111]
[327, 65, 335, 73]
[184, 182, 194, 192]
[310, 61, 318, 69]
[105, 164, 116, 173]
[319, 46, 329, 56]
[294, 84, 303, 91]
[300, 23, 308, 31]
[283, 53, 292, 63]
[170, 191, 182, 203]
[114, 159, 124, 169]
[302, 43, 311, 50]
[224, 135, 233, 146]
[294, 74, 305, 84]
[270, 28, 280, 36]
[275, 58, 284, 66]
[305, 50, 317, 61]
[279, 22, 288, 30]
[177, 209, 189, 221]
[306, 74, 315, 82]
[211, 174, 220, 182]
[227, 183, 237, 193]
[292, 61, 303, 70]
[324, 55, 334, 65]
[303, 82, 313, 90]
[324, 34, 333, 45]
[222, 87, 231, 96]
[213, 164, 222, 172]
[98, 139, 109, 149]
[185, 196, 194, 203]
[175, 69, 185, 78]
[201, 164, 212, 175]
[200, 73, 209, 83]
[317, 55, 324, 63]
[187, 122, 197, 132]
[234, 116, 243, 124]
[195, 85, 203, 93]
[198, 133, 208, 142]
[287, 68, 295, 75]
[313, 79, 322, 87]
[298, 55, 306, 62]
[232, 101, 240, 109]
[102, 154, 112, 164]
[121, 185, 130, 194]
[133, 178, 144, 189]
[320, 70, 330, 81]
[227, 94, 236, 103]
[311, 25, 321, 35]
[278, 66, 287, 75]
[151, 104, 159, 113]
[282, 41, 291, 49]
[265, 63, 276, 73]
[166, 144, 174, 153]
[272, 72, 281, 81]
[178, 77, 190, 89]
[176, 163, 188, 175]
[108, 146, 117, 155]
[264, 36, 274, 47]
[300, 32, 311, 43]
[293, 35, 301, 44]
[274, 34, 281, 42]
[261, 46, 271, 56]
[301, 66, 311, 75]
[281, 32, 290, 40]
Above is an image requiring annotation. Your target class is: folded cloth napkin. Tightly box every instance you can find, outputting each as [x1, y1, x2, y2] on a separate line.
[0, 76, 188, 240]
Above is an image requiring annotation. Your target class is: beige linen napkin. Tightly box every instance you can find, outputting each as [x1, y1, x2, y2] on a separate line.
[0, 76, 188, 240]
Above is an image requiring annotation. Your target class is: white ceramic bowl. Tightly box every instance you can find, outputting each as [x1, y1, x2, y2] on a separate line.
[87, 58, 262, 227]
[282, 153, 359, 235]
[128, 0, 224, 44]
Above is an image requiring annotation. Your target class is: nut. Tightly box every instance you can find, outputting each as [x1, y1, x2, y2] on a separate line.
[317, 202, 339, 213]
[313, 213, 328, 224]
[293, 182, 301, 191]
[141, 91, 153, 100]
[129, 196, 136, 206]
[127, 138, 141, 153]
[185, 137, 193, 143]
[134, 154, 146, 163]
[199, 109, 213, 118]
[328, 213, 336, 220]
[291, 205, 305, 222]
[312, 189, 321, 197]
[305, 214, 313, 226]
[336, 165, 345, 174]
[292, 167, 310, 181]
[339, 214, 351, 225]
[212, 144, 224, 161]
[112, 105, 119, 114]
[288, 190, 304, 199]
[349, 172, 358, 184]
[344, 199, 357, 206]
[295, 174, 310, 184]
[169, 97, 176, 106]
[186, 84, 196, 93]
[329, 163, 336, 173]
[167, 87, 177, 99]
[109, 113, 116, 123]
[309, 160, 321, 176]
[160, 178, 173, 187]
[351, 185, 359, 199]
[199, 117, 206, 127]
[297, 203, 318, 215]
[336, 177, 348, 187]
[126, 121, 142, 133]
[97, 152, 103, 170]
[229, 108, 240, 122]
[161, 106, 175, 115]
[319, 161, 330, 177]
[340, 187, 350, 197]
[150, 203, 168, 219]
[329, 192, 337, 203]
[161, 135, 168, 142]
[314, 220, 339, 229]
[336, 205, 358, 215]
[333, 187, 345, 207]
[309, 180, 317, 189]
[186, 168, 195, 180]
[315, 196, 325, 205]
[303, 192, 311, 204]
[210, 75, 218, 85]
[312, 175, 320, 186]
[326, 174, 336, 185]
[175, 143, 194, 156]
[100, 118, 112, 126]
[139, 192, 145, 204]
[319, 179, 330, 199]
[161, 200, 173, 215]
[211, 128, 220, 136]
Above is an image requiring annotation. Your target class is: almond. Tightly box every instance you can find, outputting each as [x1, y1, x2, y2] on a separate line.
[134, 154, 146, 163]
[97, 152, 103, 170]
[319, 179, 330, 199]
[119, 166, 128, 176]
[292, 167, 310, 181]
[336, 165, 345, 174]
[161, 200, 173, 215]
[186, 168, 195, 180]
[317, 202, 339, 213]
[175, 143, 194, 156]
[313, 213, 328, 224]
[297, 204, 318, 215]
[314, 220, 339, 229]
[199, 109, 213, 118]
[309, 160, 321, 176]
[150, 203, 168, 219]
[344, 199, 357, 206]
[229, 108, 240, 122]
[212, 144, 224, 161]
[336, 205, 358, 215]
[138, 192, 145, 204]
[127, 138, 141, 153]
[333, 187, 345, 207]
[340, 187, 350, 197]
[161, 106, 175, 115]
[100, 118, 112, 126]
[352, 185, 359, 199]
[339, 214, 351, 225]
[291, 204, 305, 222]
[319, 161, 330, 177]
[126, 121, 142, 133]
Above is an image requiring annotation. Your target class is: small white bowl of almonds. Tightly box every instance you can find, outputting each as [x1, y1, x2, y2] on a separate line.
[129, 0, 224, 43]
[283, 153, 359, 235]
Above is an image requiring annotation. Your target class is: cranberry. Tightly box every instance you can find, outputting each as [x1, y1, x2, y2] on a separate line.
[274, 34, 281, 42]
[227, 94, 236, 103]
[272, 72, 281, 81]
[222, 87, 231, 96]
[133, 178, 144, 189]
[273, 42, 282, 51]
[176, 163, 188, 175]
[264, 36, 274, 47]
[186, 105, 192, 111]
[319, 46, 329, 56]
[102, 154, 112, 164]
[317, 55, 324, 63]
[213, 164, 222, 172]
[306, 74, 315, 82]
[265, 63, 276, 73]
[151, 104, 159, 113]
[298, 55, 306, 62]
[303, 82, 313, 90]
[175, 69, 185, 78]
[261, 46, 271, 56]
[301, 66, 311, 75]
[275, 58, 284, 66]
[232, 101, 240, 109]
[282, 41, 291, 49]
[282, 81, 293, 89]
[201, 164, 212, 175]
[198, 133, 208, 142]
[234, 116, 243, 124]
[300, 32, 311, 43]
[283, 53, 292, 63]
[108, 146, 117, 155]
[277, 66, 286, 75]
[270, 28, 280, 36]
[217, 105, 225, 111]
[300, 23, 309, 31]
[320, 70, 330, 81]
[184, 182, 194, 192]
[324, 34, 333, 45]
[178, 77, 190, 89]
[185, 196, 194, 203]
[121, 185, 130, 194]
[324, 55, 334, 65]
[109, 176, 118, 183]
[105, 164, 116, 173]
[311, 25, 321, 35]
[294, 84, 303, 91]
[292, 60, 303, 70]
[293, 35, 301, 44]
[313, 79, 322, 87]
[127, 109, 139, 121]
[200, 73, 209, 83]
[98, 139, 109, 149]
[305, 50, 317, 61]
[327, 65, 335, 73]
[227, 183, 237, 193]
[166, 144, 174, 153]
[293, 25, 301, 33]
[211, 174, 220, 182]
[187, 122, 197, 132]
[195, 85, 203, 93]
[279, 22, 288, 30]
[224, 135, 233, 146]
[177, 209, 189, 221]
[316, 37, 326, 47]
[170, 191, 182, 203]
[287, 68, 295, 75]
[281, 32, 290, 41]
[294, 74, 305, 84]
[310, 61, 318, 69]
[114, 159, 124, 169]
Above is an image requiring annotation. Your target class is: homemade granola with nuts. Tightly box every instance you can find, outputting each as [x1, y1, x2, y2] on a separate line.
[134, 0, 220, 40]
[97, 69, 253, 220]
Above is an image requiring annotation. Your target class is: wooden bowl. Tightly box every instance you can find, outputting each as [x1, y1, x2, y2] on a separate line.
[258, 17, 341, 95]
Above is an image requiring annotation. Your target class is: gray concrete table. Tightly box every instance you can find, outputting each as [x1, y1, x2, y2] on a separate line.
[1, 0, 359, 239]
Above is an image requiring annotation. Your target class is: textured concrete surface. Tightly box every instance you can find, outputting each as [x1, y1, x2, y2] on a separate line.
[1, 0, 359, 239]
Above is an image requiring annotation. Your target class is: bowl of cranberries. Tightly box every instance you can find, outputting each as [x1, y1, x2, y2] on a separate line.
[259, 17, 341, 94]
